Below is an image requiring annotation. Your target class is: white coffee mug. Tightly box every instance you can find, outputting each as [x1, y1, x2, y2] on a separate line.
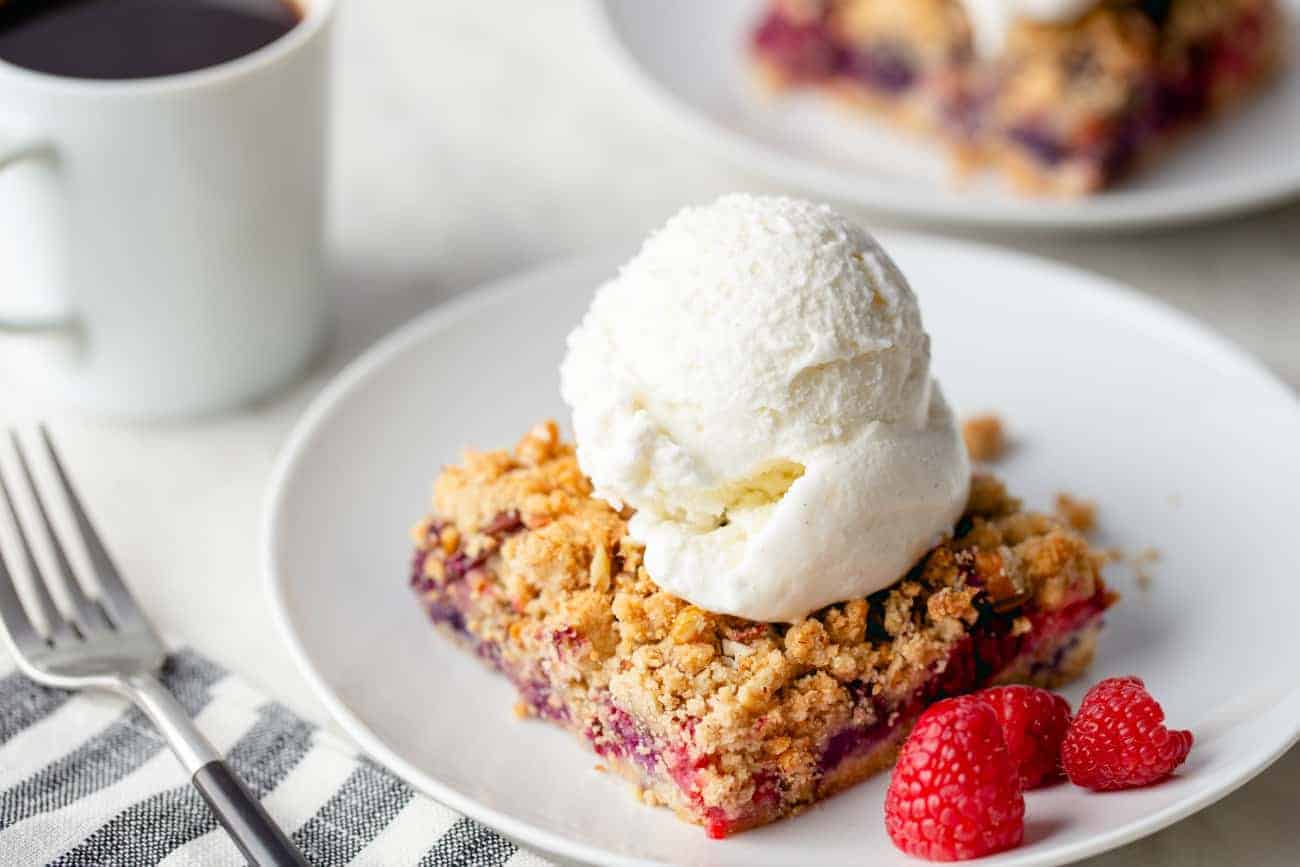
[0, 0, 334, 418]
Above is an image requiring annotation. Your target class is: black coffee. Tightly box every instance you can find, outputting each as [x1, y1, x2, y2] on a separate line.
[0, 0, 302, 80]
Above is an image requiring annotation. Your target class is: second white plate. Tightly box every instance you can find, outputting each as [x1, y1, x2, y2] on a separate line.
[265, 237, 1300, 866]
[593, 0, 1300, 230]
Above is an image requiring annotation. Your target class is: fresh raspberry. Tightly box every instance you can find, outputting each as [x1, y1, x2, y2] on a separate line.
[970, 685, 1073, 789]
[885, 698, 1024, 861]
[1061, 676, 1193, 791]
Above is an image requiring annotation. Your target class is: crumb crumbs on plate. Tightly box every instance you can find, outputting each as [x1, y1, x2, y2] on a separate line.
[962, 414, 1006, 462]
[1133, 548, 1160, 589]
[636, 786, 665, 807]
[1099, 546, 1161, 590]
[1055, 493, 1097, 533]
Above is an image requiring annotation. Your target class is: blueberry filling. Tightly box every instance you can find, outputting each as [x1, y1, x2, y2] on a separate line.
[1139, 0, 1175, 26]
[753, 10, 917, 92]
[844, 44, 917, 93]
[1009, 126, 1069, 166]
[423, 598, 466, 633]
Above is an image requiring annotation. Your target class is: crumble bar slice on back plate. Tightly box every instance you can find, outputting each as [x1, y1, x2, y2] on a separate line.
[750, 0, 1284, 194]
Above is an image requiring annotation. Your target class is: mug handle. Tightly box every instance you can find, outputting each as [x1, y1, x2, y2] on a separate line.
[0, 131, 78, 338]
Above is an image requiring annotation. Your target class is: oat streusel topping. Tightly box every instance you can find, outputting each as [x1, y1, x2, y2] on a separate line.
[1055, 492, 1098, 532]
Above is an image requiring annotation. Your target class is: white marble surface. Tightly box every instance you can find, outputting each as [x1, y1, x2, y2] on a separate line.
[1, 1, 1298, 864]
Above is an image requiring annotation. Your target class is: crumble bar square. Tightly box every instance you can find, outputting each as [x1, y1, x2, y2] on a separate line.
[409, 421, 1115, 837]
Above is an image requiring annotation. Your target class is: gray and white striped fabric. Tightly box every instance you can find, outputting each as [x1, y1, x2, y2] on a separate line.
[0, 651, 554, 866]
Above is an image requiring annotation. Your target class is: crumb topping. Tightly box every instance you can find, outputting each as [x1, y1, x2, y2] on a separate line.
[1055, 492, 1098, 532]
[1100, 544, 1160, 590]
[962, 414, 1007, 462]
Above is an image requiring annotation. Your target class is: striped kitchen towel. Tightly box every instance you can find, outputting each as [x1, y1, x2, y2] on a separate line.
[0, 651, 554, 866]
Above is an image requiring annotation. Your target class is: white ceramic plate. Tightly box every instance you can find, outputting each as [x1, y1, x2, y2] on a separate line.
[265, 237, 1300, 866]
[591, 0, 1300, 230]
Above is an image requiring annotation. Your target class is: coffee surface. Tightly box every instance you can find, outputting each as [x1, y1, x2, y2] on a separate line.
[0, 0, 301, 80]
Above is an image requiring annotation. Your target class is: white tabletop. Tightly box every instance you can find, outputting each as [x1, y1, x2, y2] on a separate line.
[3, 2, 1298, 864]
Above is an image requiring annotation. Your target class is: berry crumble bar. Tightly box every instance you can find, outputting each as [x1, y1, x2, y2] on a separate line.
[751, 0, 1284, 194]
[409, 422, 1115, 837]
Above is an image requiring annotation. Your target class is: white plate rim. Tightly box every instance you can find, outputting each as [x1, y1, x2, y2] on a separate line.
[263, 241, 1300, 866]
[586, 0, 1300, 231]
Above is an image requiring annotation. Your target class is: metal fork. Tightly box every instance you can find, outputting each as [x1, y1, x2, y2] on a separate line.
[0, 427, 308, 867]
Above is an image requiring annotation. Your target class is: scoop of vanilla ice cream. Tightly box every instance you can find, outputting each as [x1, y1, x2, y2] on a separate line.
[560, 194, 969, 622]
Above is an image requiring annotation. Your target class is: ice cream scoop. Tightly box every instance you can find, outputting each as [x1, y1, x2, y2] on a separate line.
[560, 194, 969, 622]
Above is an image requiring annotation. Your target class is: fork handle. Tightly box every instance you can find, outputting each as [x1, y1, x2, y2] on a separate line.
[125, 673, 309, 866]
[194, 760, 310, 866]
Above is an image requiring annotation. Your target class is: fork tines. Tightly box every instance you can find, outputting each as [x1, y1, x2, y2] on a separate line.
[0, 427, 146, 650]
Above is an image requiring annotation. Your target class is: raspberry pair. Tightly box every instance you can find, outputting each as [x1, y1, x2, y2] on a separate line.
[885, 677, 1193, 861]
